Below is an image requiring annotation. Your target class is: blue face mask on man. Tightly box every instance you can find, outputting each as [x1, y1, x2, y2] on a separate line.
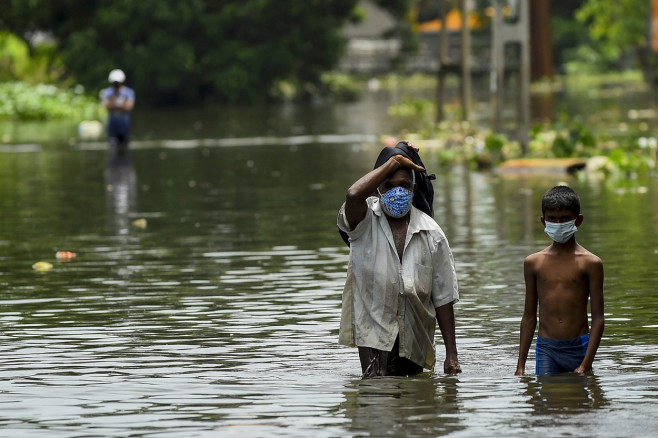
[378, 186, 413, 218]
[544, 219, 578, 243]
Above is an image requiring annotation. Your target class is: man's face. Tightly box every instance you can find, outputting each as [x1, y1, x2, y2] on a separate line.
[378, 168, 414, 194]
[111, 81, 121, 90]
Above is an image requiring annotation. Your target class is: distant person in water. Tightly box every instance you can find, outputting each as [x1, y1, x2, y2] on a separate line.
[515, 185, 605, 376]
[101, 69, 135, 153]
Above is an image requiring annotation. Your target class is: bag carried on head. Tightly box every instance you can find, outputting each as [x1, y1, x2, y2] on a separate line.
[339, 141, 436, 246]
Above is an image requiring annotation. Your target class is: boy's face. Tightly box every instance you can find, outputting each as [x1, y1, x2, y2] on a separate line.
[541, 208, 583, 227]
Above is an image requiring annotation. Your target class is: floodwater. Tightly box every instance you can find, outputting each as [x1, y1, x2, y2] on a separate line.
[1, 91, 657, 437]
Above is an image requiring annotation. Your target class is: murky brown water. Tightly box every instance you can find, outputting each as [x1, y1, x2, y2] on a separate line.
[1, 85, 658, 436]
[0, 136, 656, 437]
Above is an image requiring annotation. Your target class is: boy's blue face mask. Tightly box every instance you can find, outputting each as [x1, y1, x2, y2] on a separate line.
[544, 219, 578, 243]
[378, 186, 413, 218]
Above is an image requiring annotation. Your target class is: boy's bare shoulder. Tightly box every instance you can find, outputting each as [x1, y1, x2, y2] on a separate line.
[576, 245, 603, 275]
[523, 247, 549, 270]
[524, 247, 551, 262]
[576, 244, 604, 268]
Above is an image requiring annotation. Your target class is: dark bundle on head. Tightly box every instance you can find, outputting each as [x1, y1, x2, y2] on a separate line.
[542, 185, 580, 216]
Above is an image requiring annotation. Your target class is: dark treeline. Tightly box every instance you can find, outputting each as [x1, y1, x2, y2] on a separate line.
[0, 0, 410, 105]
[1, 1, 655, 106]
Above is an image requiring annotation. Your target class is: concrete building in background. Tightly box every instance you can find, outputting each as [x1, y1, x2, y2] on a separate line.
[339, 0, 489, 75]
[340, 1, 399, 74]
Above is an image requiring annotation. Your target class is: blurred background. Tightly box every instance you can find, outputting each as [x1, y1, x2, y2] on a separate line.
[0, 0, 656, 176]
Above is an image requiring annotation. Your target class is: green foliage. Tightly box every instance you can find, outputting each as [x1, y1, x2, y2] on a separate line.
[318, 72, 361, 101]
[573, 0, 652, 78]
[384, 73, 655, 177]
[1, 0, 384, 105]
[435, 148, 457, 168]
[607, 147, 655, 176]
[484, 134, 505, 154]
[0, 31, 64, 84]
[528, 115, 596, 158]
[388, 96, 433, 119]
[0, 31, 29, 81]
[563, 44, 624, 76]
[576, 0, 649, 49]
[0, 82, 101, 120]
[474, 133, 510, 168]
[602, 135, 658, 177]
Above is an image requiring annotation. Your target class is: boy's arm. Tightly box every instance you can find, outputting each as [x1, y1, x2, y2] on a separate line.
[574, 257, 604, 374]
[436, 302, 461, 374]
[515, 256, 538, 375]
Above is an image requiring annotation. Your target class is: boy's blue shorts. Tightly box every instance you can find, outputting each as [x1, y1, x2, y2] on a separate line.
[535, 333, 589, 375]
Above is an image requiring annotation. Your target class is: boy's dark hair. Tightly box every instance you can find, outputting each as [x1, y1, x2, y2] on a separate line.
[541, 185, 580, 216]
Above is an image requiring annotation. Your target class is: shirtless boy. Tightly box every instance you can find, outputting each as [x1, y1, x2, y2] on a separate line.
[515, 185, 604, 375]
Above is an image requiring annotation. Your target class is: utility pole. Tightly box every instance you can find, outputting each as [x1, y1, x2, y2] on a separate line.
[529, 0, 553, 80]
[435, 0, 472, 122]
[460, 0, 472, 119]
[491, 0, 530, 154]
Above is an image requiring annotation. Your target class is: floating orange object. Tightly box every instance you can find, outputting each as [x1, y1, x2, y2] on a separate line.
[56, 251, 77, 260]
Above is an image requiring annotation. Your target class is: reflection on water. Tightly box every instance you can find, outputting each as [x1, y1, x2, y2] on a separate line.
[0, 139, 656, 437]
[105, 147, 137, 235]
[342, 375, 462, 436]
[523, 374, 608, 415]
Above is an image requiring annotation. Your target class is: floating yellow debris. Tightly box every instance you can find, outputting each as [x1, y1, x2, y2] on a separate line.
[32, 261, 53, 272]
[132, 218, 147, 229]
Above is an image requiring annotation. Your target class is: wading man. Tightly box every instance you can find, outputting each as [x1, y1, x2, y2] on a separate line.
[337, 144, 461, 377]
[101, 69, 135, 153]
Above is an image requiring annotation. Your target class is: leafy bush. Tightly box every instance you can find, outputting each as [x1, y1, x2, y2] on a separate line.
[0, 82, 101, 121]
[528, 116, 596, 158]
[385, 84, 655, 177]
[0, 31, 65, 84]
[1, 1, 376, 105]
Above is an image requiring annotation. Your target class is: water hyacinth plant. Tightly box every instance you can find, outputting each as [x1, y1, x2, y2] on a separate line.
[0, 82, 101, 121]
[386, 97, 656, 178]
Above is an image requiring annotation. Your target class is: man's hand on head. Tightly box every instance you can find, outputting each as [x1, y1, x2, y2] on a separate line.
[390, 155, 425, 173]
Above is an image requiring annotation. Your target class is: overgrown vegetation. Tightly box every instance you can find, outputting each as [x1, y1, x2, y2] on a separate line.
[386, 72, 657, 179]
[0, 82, 101, 121]
[0, 31, 100, 121]
[0, 0, 414, 105]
